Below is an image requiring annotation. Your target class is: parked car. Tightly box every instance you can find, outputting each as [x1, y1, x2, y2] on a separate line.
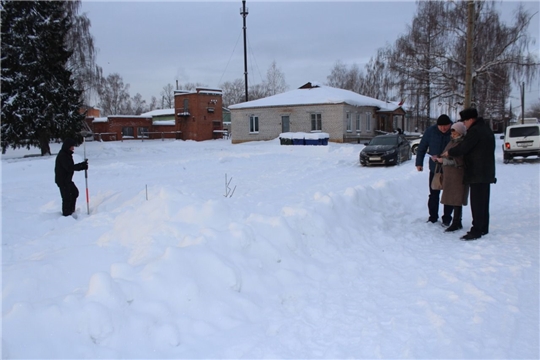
[500, 123, 540, 163]
[410, 137, 422, 155]
[359, 133, 412, 166]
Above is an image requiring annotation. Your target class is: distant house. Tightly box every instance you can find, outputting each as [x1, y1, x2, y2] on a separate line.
[229, 82, 409, 144]
[85, 88, 225, 142]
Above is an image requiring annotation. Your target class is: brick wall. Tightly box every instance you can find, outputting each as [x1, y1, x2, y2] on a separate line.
[175, 88, 223, 141]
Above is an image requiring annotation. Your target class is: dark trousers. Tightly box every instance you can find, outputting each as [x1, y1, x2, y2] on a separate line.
[469, 183, 490, 235]
[58, 181, 79, 216]
[428, 171, 453, 223]
[452, 206, 462, 225]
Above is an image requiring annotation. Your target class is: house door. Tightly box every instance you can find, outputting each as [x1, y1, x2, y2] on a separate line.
[282, 116, 290, 133]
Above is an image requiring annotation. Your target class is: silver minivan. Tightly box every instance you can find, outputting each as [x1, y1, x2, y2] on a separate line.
[501, 123, 540, 163]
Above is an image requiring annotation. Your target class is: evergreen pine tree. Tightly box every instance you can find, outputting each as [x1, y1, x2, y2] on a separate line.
[1, 0, 84, 155]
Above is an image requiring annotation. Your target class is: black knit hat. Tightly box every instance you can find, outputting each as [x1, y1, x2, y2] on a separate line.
[459, 108, 478, 121]
[63, 138, 77, 148]
[437, 114, 452, 125]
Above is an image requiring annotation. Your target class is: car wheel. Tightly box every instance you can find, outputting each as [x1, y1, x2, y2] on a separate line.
[503, 152, 512, 164]
[396, 152, 402, 166]
[412, 145, 418, 155]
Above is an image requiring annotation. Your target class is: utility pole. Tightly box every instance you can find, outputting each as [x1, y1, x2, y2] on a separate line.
[521, 82, 525, 124]
[464, 0, 474, 108]
[240, 0, 249, 102]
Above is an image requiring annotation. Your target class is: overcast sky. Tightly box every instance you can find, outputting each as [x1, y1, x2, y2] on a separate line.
[81, 1, 539, 109]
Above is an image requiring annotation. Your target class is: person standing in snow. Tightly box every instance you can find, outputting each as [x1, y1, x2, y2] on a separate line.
[433, 122, 469, 232]
[55, 138, 88, 216]
[442, 108, 496, 241]
[415, 114, 454, 226]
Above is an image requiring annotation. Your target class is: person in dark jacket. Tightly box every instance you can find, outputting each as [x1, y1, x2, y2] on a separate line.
[55, 138, 88, 216]
[442, 108, 496, 240]
[415, 114, 453, 225]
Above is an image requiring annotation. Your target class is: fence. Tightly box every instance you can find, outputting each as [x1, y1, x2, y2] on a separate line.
[134, 131, 182, 142]
[93, 133, 117, 142]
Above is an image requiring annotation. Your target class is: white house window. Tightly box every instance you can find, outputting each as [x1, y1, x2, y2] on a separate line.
[356, 113, 361, 132]
[311, 113, 322, 131]
[346, 113, 352, 132]
[365, 112, 371, 131]
[249, 115, 259, 133]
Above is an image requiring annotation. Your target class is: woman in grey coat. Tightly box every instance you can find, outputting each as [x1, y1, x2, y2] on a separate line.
[433, 122, 469, 232]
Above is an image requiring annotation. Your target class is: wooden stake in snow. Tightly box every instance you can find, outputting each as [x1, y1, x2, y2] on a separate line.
[224, 174, 236, 198]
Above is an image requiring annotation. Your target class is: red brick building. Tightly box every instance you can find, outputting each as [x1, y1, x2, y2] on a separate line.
[85, 88, 224, 142]
[87, 115, 179, 141]
[175, 87, 224, 141]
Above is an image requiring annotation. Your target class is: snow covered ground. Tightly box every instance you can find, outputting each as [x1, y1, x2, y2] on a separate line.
[2, 137, 539, 359]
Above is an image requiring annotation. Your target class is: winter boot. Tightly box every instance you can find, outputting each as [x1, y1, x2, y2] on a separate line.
[445, 206, 463, 232]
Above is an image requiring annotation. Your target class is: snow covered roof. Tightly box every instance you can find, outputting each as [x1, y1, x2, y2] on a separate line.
[229, 82, 401, 111]
[108, 115, 151, 119]
[92, 117, 108, 123]
[140, 109, 175, 117]
[174, 87, 223, 96]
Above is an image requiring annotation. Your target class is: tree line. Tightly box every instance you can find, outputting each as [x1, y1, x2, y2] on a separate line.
[1, 0, 538, 155]
[98, 59, 289, 115]
[325, 1, 539, 126]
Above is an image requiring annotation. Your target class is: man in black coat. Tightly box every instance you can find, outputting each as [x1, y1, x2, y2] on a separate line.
[443, 108, 496, 240]
[55, 138, 88, 216]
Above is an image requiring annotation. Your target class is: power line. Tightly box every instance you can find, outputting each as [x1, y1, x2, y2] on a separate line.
[247, 33, 264, 84]
[218, 30, 243, 86]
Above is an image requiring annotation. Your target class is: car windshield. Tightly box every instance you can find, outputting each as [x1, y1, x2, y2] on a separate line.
[369, 136, 397, 146]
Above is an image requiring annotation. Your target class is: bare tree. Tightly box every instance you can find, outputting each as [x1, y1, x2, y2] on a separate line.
[178, 82, 207, 91]
[248, 82, 269, 101]
[389, 1, 539, 120]
[160, 83, 175, 109]
[64, 1, 102, 106]
[156, 82, 208, 109]
[326, 60, 365, 95]
[148, 96, 158, 111]
[266, 60, 288, 96]
[131, 93, 148, 115]
[464, 2, 538, 118]
[526, 101, 540, 119]
[359, 47, 395, 101]
[326, 60, 351, 89]
[220, 79, 246, 107]
[97, 73, 131, 116]
[389, 1, 448, 122]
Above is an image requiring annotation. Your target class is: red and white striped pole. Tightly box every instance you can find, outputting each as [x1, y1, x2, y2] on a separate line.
[83, 135, 90, 215]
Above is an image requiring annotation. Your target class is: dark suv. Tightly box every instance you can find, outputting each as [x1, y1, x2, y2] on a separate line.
[359, 134, 412, 166]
